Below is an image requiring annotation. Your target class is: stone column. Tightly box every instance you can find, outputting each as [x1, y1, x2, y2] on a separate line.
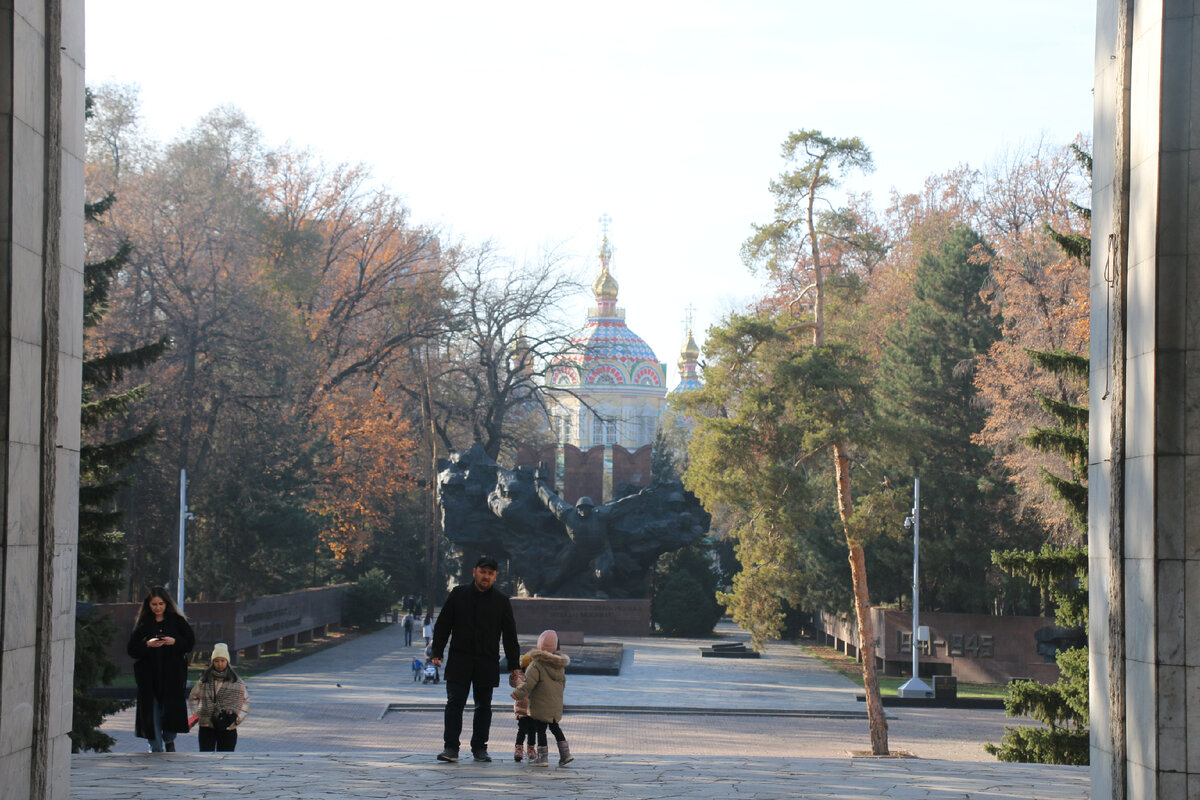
[1091, 2, 1200, 798]
[0, 2, 85, 799]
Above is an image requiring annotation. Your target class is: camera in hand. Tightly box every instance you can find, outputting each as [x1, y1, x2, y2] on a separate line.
[212, 710, 236, 731]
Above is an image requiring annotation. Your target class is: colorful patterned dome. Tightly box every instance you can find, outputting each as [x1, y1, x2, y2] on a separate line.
[551, 235, 665, 389]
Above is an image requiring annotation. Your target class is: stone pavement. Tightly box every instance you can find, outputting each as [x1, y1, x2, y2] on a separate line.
[74, 622, 1089, 798]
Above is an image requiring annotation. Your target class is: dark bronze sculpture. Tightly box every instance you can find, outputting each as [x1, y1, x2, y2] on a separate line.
[437, 444, 710, 598]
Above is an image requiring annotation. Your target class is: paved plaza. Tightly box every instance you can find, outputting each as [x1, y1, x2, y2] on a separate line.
[73, 622, 1088, 798]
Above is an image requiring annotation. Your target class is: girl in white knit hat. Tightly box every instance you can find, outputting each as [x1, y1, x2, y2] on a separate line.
[188, 643, 250, 752]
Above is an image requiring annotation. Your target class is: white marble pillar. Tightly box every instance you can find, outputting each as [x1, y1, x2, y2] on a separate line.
[1090, 2, 1200, 798]
[0, 2, 84, 799]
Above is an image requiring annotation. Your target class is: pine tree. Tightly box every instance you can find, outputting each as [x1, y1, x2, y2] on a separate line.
[986, 147, 1090, 765]
[873, 225, 1019, 613]
[72, 91, 171, 752]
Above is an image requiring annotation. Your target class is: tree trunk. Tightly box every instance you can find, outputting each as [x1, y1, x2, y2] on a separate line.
[833, 441, 889, 755]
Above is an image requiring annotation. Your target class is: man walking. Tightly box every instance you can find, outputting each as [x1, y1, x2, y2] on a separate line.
[430, 556, 520, 763]
[402, 612, 414, 647]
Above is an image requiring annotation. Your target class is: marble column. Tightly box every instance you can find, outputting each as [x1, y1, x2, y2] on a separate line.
[1, 2, 85, 799]
[1090, 2, 1200, 798]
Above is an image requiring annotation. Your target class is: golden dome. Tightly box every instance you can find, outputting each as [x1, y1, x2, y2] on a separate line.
[593, 264, 619, 301]
[680, 331, 700, 360]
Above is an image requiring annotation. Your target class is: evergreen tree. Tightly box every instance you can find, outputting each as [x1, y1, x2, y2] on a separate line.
[73, 92, 170, 751]
[986, 148, 1090, 765]
[1022, 348, 1088, 535]
[986, 541, 1088, 764]
[650, 544, 724, 636]
[873, 225, 1018, 612]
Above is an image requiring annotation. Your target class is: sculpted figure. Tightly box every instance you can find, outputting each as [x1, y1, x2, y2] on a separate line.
[437, 445, 710, 598]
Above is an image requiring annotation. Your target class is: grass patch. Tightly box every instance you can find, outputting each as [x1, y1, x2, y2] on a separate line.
[798, 638, 1009, 699]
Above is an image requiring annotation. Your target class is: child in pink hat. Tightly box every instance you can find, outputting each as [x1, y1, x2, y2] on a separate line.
[510, 629, 573, 766]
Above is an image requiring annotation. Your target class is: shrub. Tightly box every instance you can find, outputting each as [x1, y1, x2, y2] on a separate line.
[653, 569, 724, 636]
[343, 568, 395, 628]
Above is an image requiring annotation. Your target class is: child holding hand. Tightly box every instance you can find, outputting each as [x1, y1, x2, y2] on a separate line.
[510, 653, 536, 761]
[510, 629, 573, 766]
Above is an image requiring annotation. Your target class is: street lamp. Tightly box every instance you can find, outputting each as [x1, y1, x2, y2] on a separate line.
[177, 468, 194, 612]
[897, 477, 933, 699]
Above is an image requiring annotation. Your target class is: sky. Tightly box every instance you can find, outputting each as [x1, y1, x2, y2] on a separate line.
[85, 1, 1097, 386]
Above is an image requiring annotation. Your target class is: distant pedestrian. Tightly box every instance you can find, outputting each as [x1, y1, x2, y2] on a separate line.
[422, 613, 433, 647]
[430, 556, 520, 763]
[402, 612, 415, 646]
[127, 587, 195, 753]
[188, 643, 250, 752]
[510, 629, 572, 766]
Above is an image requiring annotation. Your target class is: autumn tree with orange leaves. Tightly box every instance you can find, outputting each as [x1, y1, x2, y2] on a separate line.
[85, 87, 451, 599]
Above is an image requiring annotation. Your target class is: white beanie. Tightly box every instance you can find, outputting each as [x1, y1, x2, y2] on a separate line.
[211, 643, 231, 663]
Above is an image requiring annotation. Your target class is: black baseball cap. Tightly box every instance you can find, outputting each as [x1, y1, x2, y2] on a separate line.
[475, 556, 499, 570]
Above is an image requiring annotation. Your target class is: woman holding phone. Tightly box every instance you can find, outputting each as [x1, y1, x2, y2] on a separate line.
[126, 587, 195, 752]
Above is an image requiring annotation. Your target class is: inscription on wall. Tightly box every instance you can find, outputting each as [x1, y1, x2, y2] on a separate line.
[898, 631, 994, 658]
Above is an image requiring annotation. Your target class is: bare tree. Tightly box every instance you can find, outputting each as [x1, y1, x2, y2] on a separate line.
[407, 242, 584, 461]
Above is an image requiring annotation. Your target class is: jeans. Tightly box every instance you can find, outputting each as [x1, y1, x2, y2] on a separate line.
[404, 628, 413, 646]
[149, 696, 177, 753]
[443, 676, 495, 752]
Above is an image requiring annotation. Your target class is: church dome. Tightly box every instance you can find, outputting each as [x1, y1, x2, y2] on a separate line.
[672, 329, 703, 393]
[550, 231, 665, 389]
[569, 316, 663, 387]
[592, 265, 619, 301]
[680, 331, 700, 361]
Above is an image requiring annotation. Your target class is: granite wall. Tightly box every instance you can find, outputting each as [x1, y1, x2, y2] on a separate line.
[1091, 2, 1200, 797]
[0, 2, 85, 798]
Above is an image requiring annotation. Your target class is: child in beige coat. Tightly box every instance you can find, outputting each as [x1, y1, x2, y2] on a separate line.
[510, 629, 573, 766]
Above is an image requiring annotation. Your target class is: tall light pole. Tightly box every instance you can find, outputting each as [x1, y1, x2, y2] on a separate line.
[177, 469, 194, 611]
[897, 477, 932, 699]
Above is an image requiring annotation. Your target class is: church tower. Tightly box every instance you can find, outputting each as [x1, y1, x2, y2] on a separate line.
[544, 221, 667, 501]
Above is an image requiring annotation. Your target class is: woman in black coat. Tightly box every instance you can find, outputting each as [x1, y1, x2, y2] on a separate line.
[126, 587, 195, 752]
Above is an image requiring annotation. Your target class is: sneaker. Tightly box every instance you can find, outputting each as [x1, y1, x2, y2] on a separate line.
[436, 748, 459, 762]
[472, 749, 492, 762]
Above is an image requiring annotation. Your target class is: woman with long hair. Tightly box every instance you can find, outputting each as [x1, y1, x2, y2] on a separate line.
[126, 587, 195, 752]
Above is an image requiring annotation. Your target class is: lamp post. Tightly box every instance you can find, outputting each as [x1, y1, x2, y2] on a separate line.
[897, 477, 932, 699]
[177, 469, 194, 612]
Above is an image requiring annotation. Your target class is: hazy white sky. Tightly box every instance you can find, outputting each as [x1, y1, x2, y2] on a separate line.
[86, 1, 1097, 385]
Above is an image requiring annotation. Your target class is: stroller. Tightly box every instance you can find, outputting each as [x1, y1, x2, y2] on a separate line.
[422, 660, 440, 684]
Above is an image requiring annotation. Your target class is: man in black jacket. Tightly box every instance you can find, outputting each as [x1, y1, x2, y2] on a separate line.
[430, 556, 521, 762]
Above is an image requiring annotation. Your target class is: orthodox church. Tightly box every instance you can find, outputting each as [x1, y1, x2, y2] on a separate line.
[548, 233, 667, 453]
[517, 228, 702, 504]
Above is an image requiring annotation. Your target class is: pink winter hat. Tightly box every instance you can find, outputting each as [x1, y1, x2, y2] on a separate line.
[537, 630, 558, 652]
